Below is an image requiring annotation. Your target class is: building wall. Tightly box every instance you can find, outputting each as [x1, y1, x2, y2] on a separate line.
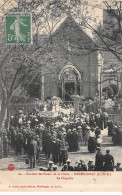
[102, 50, 121, 90]
[102, 10, 122, 92]
[38, 16, 100, 101]
[43, 51, 99, 100]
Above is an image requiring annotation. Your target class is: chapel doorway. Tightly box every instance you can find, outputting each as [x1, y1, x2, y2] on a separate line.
[64, 82, 75, 101]
[59, 65, 81, 101]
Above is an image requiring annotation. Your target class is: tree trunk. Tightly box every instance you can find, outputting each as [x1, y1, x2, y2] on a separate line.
[0, 101, 7, 132]
[6, 104, 11, 130]
[0, 91, 10, 133]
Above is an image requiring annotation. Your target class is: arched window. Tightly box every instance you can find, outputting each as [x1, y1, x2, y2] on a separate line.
[59, 64, 81, 101]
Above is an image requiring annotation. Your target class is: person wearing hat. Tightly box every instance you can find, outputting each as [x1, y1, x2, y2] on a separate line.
[95, 127, 101, 139]
[81, 160, 87, 171]
[96, 134, 103, 148]
[27, 135, 37, 169]
[103, 112, 108, 129]
[99, 112, 108, 130]
[88, 161, 95, 171]
[81, 122, 86, 142]
[61, 164, 67, 171]
[11, 114, 18, 128]
[115, 163, 122, 171]
[30, 117, 37, 129]
[99, 112, 105, 130]
[15, 132, 24, 155]
[35, 126, 42, 139]
[74, 161, 83, 171]
[84, 125, 90, 146]
[41, 128, 47, 155]
[47, 161, 53, 171]
[94, 112, 100, 128]
[26, 122, 31, 129]
[77, 126, 83, 142]
[72, 128, 79, 152]
[66, 129, 72, 152]
[52, 139, 61, 164]
[95, 148, 104, 171]
[50, 122, 54, 128]
[66, 159, 74, 171]
[57, 130, 63, 141]
[39, 167, 44, 171]
[103, 150, 114, 171]
[88, 129, 96, 153]
[53, 165, 58, 171]
[114, 125, 121, 145]
[107, 120, 114, 136]
[59, 142, 68, 165]
[36, 137, 41, 162]
[89, 113, 96, 128]
[44, 130, 52, 159]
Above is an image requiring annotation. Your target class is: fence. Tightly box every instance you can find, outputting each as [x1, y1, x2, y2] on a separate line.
[63, 101, 74, 105]
[10, 103, 38, 115]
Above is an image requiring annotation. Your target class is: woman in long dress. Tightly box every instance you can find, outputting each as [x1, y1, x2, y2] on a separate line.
[84, 126, 90, 145]
[88, 129, 96, 153]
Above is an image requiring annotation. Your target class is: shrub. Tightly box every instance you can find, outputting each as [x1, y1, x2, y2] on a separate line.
[102, 86, 113, 99]
[109, 84, 119, 95]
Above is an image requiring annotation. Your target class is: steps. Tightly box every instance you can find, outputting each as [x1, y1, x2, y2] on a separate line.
[102, 136, 113, 146]
[101, 128, 108, 136]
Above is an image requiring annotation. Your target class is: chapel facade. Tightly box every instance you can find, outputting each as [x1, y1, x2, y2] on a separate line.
[40, 16, 103, 101]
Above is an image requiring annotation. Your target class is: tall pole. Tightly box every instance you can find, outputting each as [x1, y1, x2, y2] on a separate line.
[88, 54, 91, 97]
[100, 71, 102, 109]
[97, 52, 103, 109]
[41, 66, 44, 102]
[99, 65, 102, 109]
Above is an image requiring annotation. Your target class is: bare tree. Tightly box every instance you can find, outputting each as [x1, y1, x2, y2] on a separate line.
[1, 0, 119, 132]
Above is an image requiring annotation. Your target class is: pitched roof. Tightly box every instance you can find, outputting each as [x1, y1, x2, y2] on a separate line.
[52, 15, 97, 52]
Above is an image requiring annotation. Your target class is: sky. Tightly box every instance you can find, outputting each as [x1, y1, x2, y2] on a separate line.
[0, 0, 104, 37]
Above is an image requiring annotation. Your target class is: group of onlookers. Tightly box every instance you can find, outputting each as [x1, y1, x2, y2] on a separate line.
[39, 149, 122, 171]
[0, 108, 121, 171]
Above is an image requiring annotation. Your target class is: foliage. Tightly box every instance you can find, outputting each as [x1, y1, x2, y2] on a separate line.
[27, 83, 40, 98]
[92, 1, 122, 63]
[102, 86, 113, 99]
[109, 84, 119, 96]
[0, 0, 122, 131]
[11, 95, 28, 103]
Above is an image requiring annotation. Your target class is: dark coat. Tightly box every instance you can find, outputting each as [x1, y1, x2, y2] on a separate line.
[67, 165, 74, 171]
[75, 165, 83, 171]
[28, 140, 37, 156]
[95, 151, 104, 171]
[103, 154, 114, 171]
[88, 137, 96, 153]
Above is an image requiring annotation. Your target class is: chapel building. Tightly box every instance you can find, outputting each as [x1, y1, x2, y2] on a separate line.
[40, 15, 103, 101]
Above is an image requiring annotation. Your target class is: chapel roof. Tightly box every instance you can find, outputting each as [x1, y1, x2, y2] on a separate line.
[52, 15, 97, 52]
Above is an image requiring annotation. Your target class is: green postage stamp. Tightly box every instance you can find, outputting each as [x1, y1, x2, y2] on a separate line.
[6, 12, 32, 44]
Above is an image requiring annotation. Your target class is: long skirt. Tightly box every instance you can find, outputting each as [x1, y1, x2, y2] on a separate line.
[88, 137, 96, 153]
[59, 149, 68, 165]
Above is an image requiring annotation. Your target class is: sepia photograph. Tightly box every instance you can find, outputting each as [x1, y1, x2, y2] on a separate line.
[0, 0, 122, 192]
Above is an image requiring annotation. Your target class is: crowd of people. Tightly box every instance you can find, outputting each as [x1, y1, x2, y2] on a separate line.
[40, 149, 122, 171]
[107, 122, 122, 146]
[0, 108, 121, 171]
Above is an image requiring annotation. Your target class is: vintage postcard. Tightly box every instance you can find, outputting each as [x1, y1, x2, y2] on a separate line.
[0, 0, 122, 192]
